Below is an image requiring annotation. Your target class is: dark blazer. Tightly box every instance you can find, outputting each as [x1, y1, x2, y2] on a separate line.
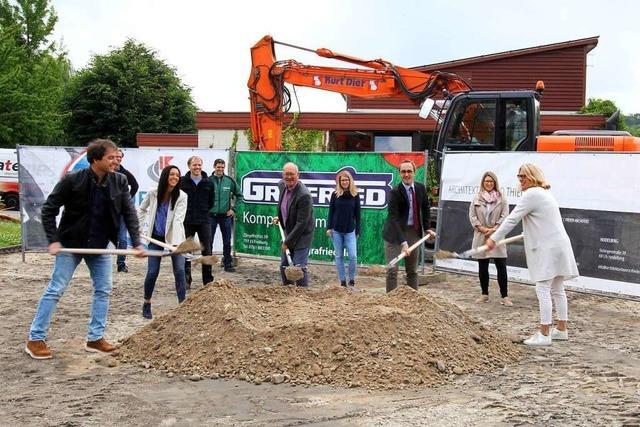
[41, 167, 140, 248]
[382, 181, 430, 244]
[117, 164, 139, 197]
[277, 180, 315, 249]
[179, 171, 213, 225]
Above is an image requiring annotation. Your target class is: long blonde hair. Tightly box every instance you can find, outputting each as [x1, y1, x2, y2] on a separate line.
[519, 163, 551, 189]
[335, 170, 359, 197]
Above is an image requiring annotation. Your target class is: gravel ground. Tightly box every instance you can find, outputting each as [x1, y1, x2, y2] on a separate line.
[1, 252, 638, 426]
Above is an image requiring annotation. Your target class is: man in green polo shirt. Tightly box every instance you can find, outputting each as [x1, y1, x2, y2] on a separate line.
[209, 159, 243, 272]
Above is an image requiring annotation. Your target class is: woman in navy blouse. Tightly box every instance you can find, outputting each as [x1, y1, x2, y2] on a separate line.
[326, 170, 361, 289]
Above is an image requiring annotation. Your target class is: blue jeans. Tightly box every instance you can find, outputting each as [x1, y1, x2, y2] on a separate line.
[116, 217, 128, 267]
[29, 253, 112, 342]
[210, 215, 233, 268]
[332, 231, 357, 282]
[280, 247, 310, 287]
[143, 242, 186, 302]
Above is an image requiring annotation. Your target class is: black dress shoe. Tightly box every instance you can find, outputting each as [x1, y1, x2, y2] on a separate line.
[224, 266, 236, 273]
[142, 302, 152, 319]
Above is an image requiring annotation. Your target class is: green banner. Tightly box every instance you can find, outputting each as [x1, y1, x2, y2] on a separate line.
[234, 152, 426, 265]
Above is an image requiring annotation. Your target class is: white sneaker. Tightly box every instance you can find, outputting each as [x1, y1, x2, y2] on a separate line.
[523, 331, 552, 346]
[550, 328, 569, 341]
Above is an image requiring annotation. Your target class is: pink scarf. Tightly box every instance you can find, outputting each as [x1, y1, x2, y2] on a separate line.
[481, 190, 501, 204]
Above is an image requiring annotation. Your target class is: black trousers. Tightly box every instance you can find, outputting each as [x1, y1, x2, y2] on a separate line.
[478, 257, 508, 298]
[184, 223, 213, 286]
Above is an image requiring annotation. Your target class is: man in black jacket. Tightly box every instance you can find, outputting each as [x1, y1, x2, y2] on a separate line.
[25, 139, 144, 360]
[179, 156, 214, 288]
[273, 162, 314, 287]
[382, 159, 433, 293]
[114, 148, 139, 272]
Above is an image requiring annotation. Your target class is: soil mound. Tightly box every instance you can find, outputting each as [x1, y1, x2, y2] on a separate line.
[118, 280, 522, 389]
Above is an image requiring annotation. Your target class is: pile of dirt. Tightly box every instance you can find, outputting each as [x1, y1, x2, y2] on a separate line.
[118, 280, 522, 389]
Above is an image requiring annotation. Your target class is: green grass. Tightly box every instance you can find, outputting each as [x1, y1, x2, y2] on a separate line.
[0, 221, 21, 247]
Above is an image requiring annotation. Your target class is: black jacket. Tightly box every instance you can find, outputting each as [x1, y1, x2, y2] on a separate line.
[277, 180, 315, 249]
[382, 181, 430, 244]
[117, 164, 139, 197]
[179, 171, 213, 225]
[41, 167, 141, 248]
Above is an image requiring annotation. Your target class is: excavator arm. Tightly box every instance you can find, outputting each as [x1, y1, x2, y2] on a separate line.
[248, 35, 472, 151]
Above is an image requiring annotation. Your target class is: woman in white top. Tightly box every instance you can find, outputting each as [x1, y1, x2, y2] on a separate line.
[468, 171, 511, 306]
[138, 165, 188, 319]
[487, 163, 578, 346]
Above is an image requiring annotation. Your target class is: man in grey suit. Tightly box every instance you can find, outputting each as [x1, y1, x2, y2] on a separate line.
[273, 162, 314, 287]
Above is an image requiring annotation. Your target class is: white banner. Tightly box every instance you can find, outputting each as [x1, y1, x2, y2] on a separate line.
[435, 152, 640, 298]
[17, 146, 229, 251]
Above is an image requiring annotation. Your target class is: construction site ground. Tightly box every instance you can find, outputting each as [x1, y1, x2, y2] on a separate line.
[1, 252, 639, 426]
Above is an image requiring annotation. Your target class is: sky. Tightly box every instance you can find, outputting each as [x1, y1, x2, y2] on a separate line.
[51, 0, 640, 114]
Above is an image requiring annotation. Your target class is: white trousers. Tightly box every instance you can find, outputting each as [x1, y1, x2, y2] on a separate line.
[535, 276, 568, 325]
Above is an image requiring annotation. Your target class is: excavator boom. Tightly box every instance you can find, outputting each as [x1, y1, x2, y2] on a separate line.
[248, 35, 471, 151]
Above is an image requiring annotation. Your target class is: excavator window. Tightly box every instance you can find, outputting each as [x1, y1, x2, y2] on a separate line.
[444, 99, 497, 147]
[504, 100, 528, 150]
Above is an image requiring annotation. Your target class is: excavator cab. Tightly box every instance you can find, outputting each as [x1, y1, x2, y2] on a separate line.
[434, 91, 540, 161]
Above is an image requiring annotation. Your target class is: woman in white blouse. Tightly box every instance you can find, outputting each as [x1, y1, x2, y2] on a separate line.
[138, 165, 188, 319]
[487, 163, 578, 346]
[468, 171, 511, 306]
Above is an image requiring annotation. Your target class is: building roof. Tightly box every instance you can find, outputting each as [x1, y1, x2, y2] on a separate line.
[415, 36, 599, 72]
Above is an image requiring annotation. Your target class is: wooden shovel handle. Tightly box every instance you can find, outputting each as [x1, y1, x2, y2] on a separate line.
[386, 231, 435, 269]
[474, 234, 524, 254]
[56, 248, 165, 257]
[141, 234, 175, 252]
[276, 222, 295, 265]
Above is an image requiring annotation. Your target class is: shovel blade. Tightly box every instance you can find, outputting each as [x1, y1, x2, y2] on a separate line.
[172, 237, 201, 255]
[284, 266, 304, 282]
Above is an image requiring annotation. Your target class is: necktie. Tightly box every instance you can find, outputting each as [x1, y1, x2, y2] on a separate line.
[281, 189, 290, 224]
[410, 186, 420, 230]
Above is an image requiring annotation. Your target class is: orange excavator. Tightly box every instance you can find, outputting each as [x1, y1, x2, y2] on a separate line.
[248, 35, 640, 154]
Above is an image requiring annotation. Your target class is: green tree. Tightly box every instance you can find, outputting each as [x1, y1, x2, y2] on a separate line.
[0, 0, 57, 55]
[626, 113, 640, 127]
[624, 113, 640, 137]
[0, 0, 70, 147]
[579, 98, 618, 117]
[62, 39, 196, 147]
[579, 98, 629, 130]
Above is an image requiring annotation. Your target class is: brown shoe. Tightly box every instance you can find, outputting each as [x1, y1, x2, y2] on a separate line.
[85, 338, 117, 354]
[25, 340, 53, 359]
